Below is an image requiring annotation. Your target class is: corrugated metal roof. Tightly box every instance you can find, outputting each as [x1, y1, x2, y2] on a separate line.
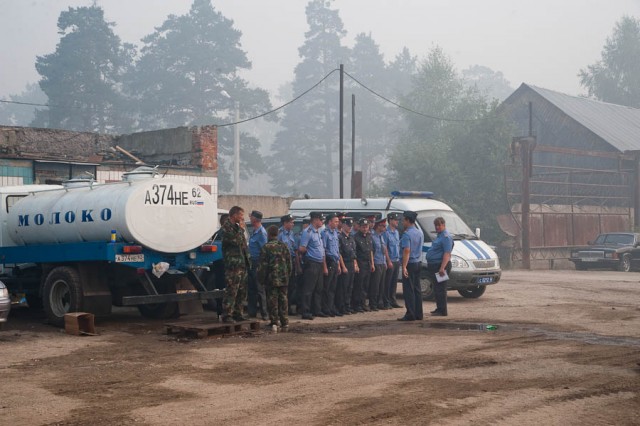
[527, 85, 640, 153]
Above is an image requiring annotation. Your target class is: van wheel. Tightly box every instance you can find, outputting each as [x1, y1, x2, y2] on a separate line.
[458, 286, 486, 298]
[420, 274, 435, 301]
[43, 266, 83, 327]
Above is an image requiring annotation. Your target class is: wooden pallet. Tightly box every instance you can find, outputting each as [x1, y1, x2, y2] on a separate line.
[164, 320, 261, 339]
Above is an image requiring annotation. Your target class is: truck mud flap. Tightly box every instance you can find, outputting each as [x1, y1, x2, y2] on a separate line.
[122, 290, 224, 306]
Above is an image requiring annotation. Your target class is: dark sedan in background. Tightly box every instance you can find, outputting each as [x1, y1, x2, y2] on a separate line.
[570, 232, 640, 272]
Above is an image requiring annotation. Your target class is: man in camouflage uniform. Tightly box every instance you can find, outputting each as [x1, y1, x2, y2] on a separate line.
[258, 225, 292, 329]
[222, 206, 251, 323]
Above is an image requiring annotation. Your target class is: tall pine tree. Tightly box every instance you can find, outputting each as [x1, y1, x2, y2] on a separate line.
[269, 0, 349, 197]
[130, 0, 272, 188]
[34, 5, 134, 133]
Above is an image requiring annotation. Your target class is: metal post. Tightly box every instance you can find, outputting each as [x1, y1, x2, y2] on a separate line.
[351, 94, 355, 198]
[234, 101, 240, 195]
[521, 138, 531, 270]
[339, 64, 344, 199]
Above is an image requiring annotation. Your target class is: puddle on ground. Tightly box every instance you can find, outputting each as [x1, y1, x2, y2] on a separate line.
[291, 321, 640, 348]
[422, 322, 498, 331]
[422, 322, 640, 348]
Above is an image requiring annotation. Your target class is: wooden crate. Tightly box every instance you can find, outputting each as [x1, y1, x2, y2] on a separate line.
[164, 320, 261, 339]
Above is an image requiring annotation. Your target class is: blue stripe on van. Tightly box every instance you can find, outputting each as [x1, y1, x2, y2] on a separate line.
[469, 240, 490, 259]
[461, 239, 483, 260]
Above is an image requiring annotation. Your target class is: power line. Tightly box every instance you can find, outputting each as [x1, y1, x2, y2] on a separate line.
[215, 68, 339, 127]
[344, 71, 486, 123]
[0, 99, 84, 110]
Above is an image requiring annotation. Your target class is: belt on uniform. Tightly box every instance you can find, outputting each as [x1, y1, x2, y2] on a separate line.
[327, 257, 339, 264]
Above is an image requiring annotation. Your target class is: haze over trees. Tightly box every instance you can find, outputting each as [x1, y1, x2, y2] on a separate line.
[579, 15, 640, 108]
[0, 1, 635, 242]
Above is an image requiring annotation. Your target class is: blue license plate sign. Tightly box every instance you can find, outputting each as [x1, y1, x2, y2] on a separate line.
[477, 277, 493, 284]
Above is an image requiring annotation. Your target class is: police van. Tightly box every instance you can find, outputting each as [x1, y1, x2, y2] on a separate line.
[289, 191, 501, 299]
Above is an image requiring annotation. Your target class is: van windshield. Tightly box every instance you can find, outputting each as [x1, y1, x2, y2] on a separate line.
[416, 210, 476, 241]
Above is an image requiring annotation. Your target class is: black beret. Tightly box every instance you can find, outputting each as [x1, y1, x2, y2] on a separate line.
[403, 210, 418, 221]
[280, 214, 294, 223]
[250, 210, 263, 220]
[358, 217, 369, 225]
[387, 212, 400, 220]
[309, 211, 324, 220]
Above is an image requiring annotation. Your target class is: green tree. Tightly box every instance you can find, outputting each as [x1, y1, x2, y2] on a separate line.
[33, 6, 134, 133]
[130, 0, 271, 190]
[388, 47, 510, 243]
[269, 0, 349, 197]
[579, 15, 640, 108]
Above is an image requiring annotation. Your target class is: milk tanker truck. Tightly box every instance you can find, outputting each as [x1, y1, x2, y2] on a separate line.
[0, 167, 223, 326]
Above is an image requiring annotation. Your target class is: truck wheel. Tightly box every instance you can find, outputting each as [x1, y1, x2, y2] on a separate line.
[617, 254, 631, 272]
[420, 274, 435, 301]
[43, 266, 83, 327]
[458, 286, 486, 298]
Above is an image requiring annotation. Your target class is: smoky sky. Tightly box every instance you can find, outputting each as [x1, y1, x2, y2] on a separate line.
[1, 0, 639, 100]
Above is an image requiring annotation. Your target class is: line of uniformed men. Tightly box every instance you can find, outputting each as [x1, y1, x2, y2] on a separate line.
[221, 206, 431, 326]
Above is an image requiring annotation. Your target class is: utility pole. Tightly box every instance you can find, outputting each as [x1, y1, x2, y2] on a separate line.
[351, 93, 355, 198]
[339, 64, 344, 199]
[234, 101, 240, 195]
[520, 101, 536, 269]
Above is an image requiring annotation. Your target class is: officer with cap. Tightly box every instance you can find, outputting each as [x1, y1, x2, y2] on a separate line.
[298, 212, 327, 320]
[279, 214, 298, 314]
[248, 210, 268, 320]
[384, 212, 403, 309]
[353, 217, 374, 312]
[399, 210, 424, 321]
[321, 213, 342, 316]
[337, 217, 358, 314]
[370, 218, 389, 311]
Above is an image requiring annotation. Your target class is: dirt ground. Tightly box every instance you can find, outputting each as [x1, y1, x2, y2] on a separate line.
[1, 270, 639, 426]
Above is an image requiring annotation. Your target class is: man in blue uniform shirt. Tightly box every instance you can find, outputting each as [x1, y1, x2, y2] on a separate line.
[370, 218, 389, 311]
[384, 212, 402, 309]
[248, 210, 268, 320]
[399, 210, 424, 321]
[279, 214, 298, 314]
[298, 212, 327, 320]
[321, 213, 342, 316]
[427, 217, 453, 316]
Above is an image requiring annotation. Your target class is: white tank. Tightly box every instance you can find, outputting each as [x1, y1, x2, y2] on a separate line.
[7, 177, 217, 253]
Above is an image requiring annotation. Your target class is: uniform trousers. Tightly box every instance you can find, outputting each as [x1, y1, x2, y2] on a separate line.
[336, 263, 355, 313]
[321, 258, 339, 314]
[370, 263, 387, 309]
[353, 260, 371, 310]
[286, 256, 297, 312]
[428, 261, 451, 315]
[301, 260, 324, 316]
[247, 263, 267, 318]
[223, 267, 248, 318]
[402, 262, 423, 320]
[384, 260, 401, 307]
